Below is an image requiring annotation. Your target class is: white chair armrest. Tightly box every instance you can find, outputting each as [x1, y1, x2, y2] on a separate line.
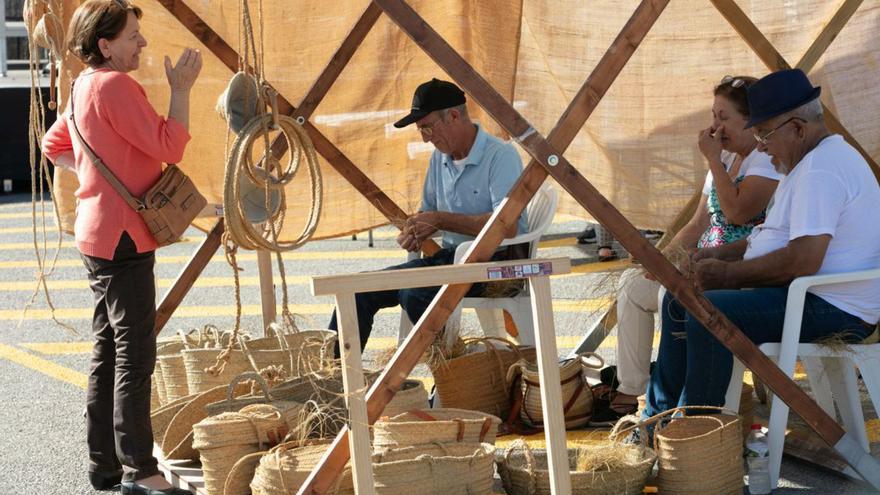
[778, 268, 880, 375]
[453, 231, 537, 264]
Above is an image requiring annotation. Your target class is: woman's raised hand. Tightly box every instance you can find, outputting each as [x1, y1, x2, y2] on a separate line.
[698, 125, 723, 160]
[164, 48, 203, 92]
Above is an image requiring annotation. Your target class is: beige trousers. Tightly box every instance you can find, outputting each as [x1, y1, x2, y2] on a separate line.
[615, 267, 663, 396]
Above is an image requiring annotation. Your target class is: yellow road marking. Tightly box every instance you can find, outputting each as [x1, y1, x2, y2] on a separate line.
[1, 298, 613, 321]
[0, 236, 205, 251]
[0, 343, 87, 389]
[0, 249, 409, 269]
[0, 211, 55, 219]
[0, 275, 312, 291]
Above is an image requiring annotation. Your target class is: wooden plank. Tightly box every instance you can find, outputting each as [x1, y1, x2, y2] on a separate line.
[154, 219, 224, 335]
[334, 292, 376, 495]
[292, 3, 383, 120]
[256, 250, 275, 333]
[154, 0, 439, 256]
[375, 0, 852, 477]
[529, 276, 572, 494]
[710, 0, 880, 182]
[311, 257, 571, 295]
[797, 0, 864, 74]
[296, 1, 670, 492]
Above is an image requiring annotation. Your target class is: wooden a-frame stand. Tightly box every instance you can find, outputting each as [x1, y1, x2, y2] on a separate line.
[312, 257, 573, 495]
[148, 0, 880, 493]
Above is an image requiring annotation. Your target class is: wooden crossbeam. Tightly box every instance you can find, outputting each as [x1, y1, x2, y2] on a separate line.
[297, 1, 671, 492]
[154, 219, 224, 335]
[155, 0, 439, 255]
[711, 0, 880, 182]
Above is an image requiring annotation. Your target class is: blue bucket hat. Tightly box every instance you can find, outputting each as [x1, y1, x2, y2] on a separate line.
[745, 69, 821, 128]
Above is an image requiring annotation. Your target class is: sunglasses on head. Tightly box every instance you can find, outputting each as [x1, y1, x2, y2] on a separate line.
[720, 75, 750, 89]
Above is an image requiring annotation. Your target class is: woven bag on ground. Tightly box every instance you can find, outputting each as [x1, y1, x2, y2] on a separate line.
[430, 336, 536, 418]
[193, 402, 302, 495]
[373, 408, 501, 450]
[151, 392, 200, 445]
[643, 406, 743, 495]
[250, 441, 353, 495]
[205, 372, 279, 416]
[239, 329, 336, 378]
[508, 352, 604, 429]
[497, 438, 655, 495]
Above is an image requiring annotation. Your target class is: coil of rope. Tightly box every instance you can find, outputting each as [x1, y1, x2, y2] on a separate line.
[222, 108, 322, 252]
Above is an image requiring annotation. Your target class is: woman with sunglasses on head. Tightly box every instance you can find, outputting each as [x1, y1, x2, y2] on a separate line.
[41, 1, 200, 493]
[592, 76, 782, 423]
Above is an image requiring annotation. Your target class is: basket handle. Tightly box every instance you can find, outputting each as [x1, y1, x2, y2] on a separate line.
[503, 439, 538, 495]
[238, 335, 266, 377]
[610, 404, 739, 447]
[575, 351, 604, 370]
[177, 328, 200, 350]
[224, 371, 273, 402]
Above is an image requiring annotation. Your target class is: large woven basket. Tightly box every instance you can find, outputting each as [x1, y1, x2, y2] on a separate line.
[430, 337, 536, 418]
[151, 392, 200, 446]
[183, 348, 252, 394]
[193, 403, 302, 495]
[508, 352, 604, 429]
[739, 383, 755, 440]
[251, 441, 494, 495]
[154, 341, 186, 408]
[240, 330, 336, 377]
[652, 406, 743, 495]
[497, 439, 655, 495]
[206, 372, 279, 416]
[373, 408, 501, 450]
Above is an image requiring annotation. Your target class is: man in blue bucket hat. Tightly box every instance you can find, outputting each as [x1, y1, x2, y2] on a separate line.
[641, 70, 880, 472]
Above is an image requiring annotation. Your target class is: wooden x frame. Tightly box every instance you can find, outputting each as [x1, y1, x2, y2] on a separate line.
[571, 0, 879, 364]
[151, 0, 880, 491]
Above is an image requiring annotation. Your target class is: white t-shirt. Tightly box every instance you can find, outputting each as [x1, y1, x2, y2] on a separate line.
[701, 149, 781, 196]
[744, 135, 880, 323]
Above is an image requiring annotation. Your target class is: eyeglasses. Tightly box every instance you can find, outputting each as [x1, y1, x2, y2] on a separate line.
[720, 75, 751, 89]
[417, 117, 443, 136]
[753, 117, 804, 145]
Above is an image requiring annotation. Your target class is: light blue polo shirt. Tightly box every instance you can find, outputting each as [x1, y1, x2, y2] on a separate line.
[420, 123, 528, 249]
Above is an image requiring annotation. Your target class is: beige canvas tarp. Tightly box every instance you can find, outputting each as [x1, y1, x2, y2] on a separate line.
[51, 0, 880, 240]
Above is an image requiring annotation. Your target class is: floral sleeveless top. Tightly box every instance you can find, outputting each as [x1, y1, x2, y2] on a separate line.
[697, 174, 767, 248]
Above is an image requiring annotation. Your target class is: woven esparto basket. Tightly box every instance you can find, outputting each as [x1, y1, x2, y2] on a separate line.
[193, 403, 301, 495]
[251, 441, 353, 495]
[151, 392, 199, 445]
[378, 379, 429, 418]
[224, 451, 265, 495]
[370, 442, 496, 494]
[154, 341, 186, 407]
[430, 337, 536, 418]
[373, 408, 501, 450]
[158, 353, 190, 403]
[240, 330, 337, 377]
[509, 352, 604, 429]
[739, 383, 755, 440]
[651, 406, 743, 495]
[497, 438, 655, 495]
[182, 348, 251, 394]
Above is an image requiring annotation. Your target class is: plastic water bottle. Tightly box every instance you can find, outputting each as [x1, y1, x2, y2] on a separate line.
[745, 423, 772, 494]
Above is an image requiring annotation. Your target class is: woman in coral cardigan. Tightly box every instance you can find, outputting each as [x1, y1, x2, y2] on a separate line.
[42, 1, 201, 493]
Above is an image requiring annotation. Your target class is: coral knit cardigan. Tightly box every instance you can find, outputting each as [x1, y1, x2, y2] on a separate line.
[42, 68, 191, 260]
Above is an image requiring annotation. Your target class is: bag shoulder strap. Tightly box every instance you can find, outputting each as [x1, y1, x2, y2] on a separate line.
[68, 80, 144, 211]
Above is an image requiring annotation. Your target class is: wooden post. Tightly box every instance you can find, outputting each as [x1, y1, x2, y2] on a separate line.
[528, 276, 571, 494]
[256, 250, 276, 334]
[154, 219, 224, 335]
[710, 0, 880, 182]
[296, 1, 670, 492]
[333, 291, 375, 495]
[155, 0, 439, 256]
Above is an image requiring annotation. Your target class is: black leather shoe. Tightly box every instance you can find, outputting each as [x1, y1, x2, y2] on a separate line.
[120, 481, 193, 495]
[89, 470, 123, 490]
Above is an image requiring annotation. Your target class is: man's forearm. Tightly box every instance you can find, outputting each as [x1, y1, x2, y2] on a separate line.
[703, 239, 748, 261]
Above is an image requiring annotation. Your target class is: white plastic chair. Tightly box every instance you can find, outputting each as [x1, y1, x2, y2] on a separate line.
[398, 182, 559, 346]
[723, 268, 880, 488]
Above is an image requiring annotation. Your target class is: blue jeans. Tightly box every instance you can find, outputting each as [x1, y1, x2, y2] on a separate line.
[644, 287, 874, 419]
[328, 245, 526, 355]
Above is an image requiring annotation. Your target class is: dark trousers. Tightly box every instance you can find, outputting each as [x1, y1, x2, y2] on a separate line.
[328, 244, 527, 354]
[80, 232, 159, 482]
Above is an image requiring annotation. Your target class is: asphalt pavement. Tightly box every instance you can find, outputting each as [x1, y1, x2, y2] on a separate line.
[0, 192, 875, 494]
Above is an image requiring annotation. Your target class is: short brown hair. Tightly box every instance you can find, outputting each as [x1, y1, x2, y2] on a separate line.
[714, 76, 758, 117]
[67, 0, 143, 67]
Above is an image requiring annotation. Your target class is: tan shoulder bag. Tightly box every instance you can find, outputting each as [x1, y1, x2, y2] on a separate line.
[67, 81, 206, 247]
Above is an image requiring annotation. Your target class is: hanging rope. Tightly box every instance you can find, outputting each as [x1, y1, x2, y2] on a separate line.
[22, 0, 75, 333]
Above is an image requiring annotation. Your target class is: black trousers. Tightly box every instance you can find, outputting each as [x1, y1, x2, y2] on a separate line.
[80, 232, 159, 482]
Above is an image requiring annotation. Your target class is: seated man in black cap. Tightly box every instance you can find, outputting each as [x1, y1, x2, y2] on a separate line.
[642, 69, 880, 423]
[328, 78, 528, 353]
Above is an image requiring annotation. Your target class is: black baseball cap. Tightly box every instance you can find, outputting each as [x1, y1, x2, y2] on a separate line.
[393, 78, 466, 128]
